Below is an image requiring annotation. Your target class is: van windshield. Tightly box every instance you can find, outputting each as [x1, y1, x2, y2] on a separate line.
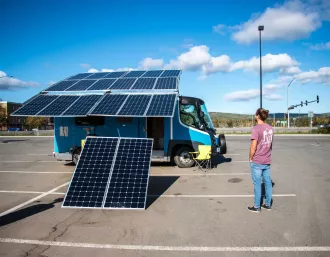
[201, 104, 214, 129]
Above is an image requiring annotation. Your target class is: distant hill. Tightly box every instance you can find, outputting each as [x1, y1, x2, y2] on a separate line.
[209, 112, 330, 119]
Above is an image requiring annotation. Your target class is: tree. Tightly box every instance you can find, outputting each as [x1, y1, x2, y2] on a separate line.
[0, 104, 7, 130]
[25, 117, 47, 130]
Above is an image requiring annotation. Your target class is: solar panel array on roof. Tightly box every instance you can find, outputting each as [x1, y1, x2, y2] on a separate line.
[46, 80, 78, 91]
[87, 79, 116, 90]
[161, 70, 180, 77]
[123, 70, 146, 78]
[110, 78, 136, 90]
[12, 95, 59, 116]
[37, 95, 80, 116]
[65, 80, 97, 91]
[154, 77, 177, 89]
[131, 78, 156, 90]
[141, 70, 163, 77]
[146, 94, 176, 116]
[62, 137, 153, 210]
[118, 95, 151, 116]
[67, 73, 91, 80]
[90, 94, 128, 116]
[62, 95, 102, 116]
[86, 72, 109, 79]
[103, 71, 127, 78]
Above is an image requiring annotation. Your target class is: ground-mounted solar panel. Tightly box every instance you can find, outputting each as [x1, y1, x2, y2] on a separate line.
[11, 95, 59, 116]
[110, 78, 136, 90]
[123, 71, 146, 78]
[154, 77, 177, 89]
[37, 95, 80, 116]
[160, 70, 181, 77]
[86, 72, 110, 79]
[103, 71, 127, 78]
[131, 78, 156, 90]
[45, 80, 79, 91]
[67, 73, 93, 80]
[62, 137, 119, 208]
[142, 70, 163, 77]
[62, 95, 102, 116]
[65, 80, 97, 91]
[90, 94, 128, 115]
[103, 138, 153, 209]
[117, 95, 151, 116]
[87, 79, 116, 90]
[146, 94, 177, 117]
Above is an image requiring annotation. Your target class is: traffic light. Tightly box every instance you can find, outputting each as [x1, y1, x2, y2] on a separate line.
[285, 113, 288, 120]
[317, 95, 319, 103]
[305, 100, 308, 106]
[301, 101, 303, 107]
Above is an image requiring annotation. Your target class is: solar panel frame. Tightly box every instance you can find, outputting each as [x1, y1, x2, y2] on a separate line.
[109, 78, 137, 90]
[11, 95, 60, 116]
[44, 80, 79, 91]
[61, 95, 103, 117]
[89, 94, 128, 116]
[145, 94, 177, 117]
[36, 95, 80, 117]
[131, 78, 156, 90]
[160, 70, 181, 77]
[86, 79, 117, 91]
[65, 80, 98, 91]
[123, 70, 147, 78]
[154, 77, 178, 90]
[117, 94, 152, 116]
[141, 70, 164, 77]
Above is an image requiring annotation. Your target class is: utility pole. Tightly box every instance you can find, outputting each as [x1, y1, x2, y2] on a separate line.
[258, 25, 264, 108]
[287, 78, 295, 128]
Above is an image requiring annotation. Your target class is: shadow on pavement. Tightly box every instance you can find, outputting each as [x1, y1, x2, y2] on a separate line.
[146, 176, 180, 209]
[0, 198, 63, 227]
[211, 154, 232, 168]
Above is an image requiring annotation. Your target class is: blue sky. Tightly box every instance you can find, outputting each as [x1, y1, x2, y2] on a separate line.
[1, 0, 329, 114]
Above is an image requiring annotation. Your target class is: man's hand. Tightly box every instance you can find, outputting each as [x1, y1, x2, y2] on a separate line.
[249, 139, 257, 161]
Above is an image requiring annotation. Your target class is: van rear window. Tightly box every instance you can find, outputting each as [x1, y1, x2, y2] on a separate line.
[75, 116, 105, 126]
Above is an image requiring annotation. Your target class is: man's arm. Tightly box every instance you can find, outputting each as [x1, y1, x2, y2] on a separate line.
[249, 139, 257, 162]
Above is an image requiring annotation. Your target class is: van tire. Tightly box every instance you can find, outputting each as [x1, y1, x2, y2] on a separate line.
[72, 147, 81, 165]
[219, 134, 227, 154]
[174, 146, 194, 168]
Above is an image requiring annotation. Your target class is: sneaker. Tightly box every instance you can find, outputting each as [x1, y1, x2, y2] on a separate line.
[248, 206, 261, 213]
[261, 204, 272, 211]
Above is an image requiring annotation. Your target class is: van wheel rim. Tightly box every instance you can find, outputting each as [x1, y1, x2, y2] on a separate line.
[179, 151, 192, 164]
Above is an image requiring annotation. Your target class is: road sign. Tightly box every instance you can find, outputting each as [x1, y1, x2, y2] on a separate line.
[308, 111, 314, 118]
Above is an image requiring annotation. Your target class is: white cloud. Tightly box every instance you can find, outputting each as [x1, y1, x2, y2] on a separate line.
[295, 67, 330, 85]
[310, 41, 330, 50]
[213, 24, 226, 35]
[115, 67, 135, 72]
[87, 68, 99, 73]
[231, 53, 298, 73]
[0, 71, 39, 91]
[265, 94, 283, 100]
[80, 63, 91, 69]
[231, 1, 321, 44]
[280, 66, 302, 74]
[100, 68, 115, 72]
[202, 55, 231, 75]
[139, 58, 164, 70]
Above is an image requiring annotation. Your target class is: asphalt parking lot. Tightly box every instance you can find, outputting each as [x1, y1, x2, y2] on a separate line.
[0, 136, 330, 257]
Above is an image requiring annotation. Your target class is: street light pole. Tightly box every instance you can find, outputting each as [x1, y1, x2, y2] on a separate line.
[258, 25, 264, 109]
[287, 78, 295, 128]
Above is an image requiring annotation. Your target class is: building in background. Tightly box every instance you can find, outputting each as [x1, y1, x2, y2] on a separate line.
[0, 101, 26, 131]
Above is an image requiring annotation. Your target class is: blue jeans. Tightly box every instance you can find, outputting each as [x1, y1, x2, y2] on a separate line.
[250, 162, 272, 208]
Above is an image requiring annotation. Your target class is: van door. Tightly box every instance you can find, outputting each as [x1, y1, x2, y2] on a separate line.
[147, 117, 164, 150]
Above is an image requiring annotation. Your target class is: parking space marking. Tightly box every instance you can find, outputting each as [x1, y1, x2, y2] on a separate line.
[224, 154, 241, 156]
[0, 161, 59, 163]
[231, 161, 249, 163]
[0, 238, 329, 252]
[0, 190, 296, 198]
[151, 173, 250, 176]
[27, 154, 53, 156]
[0, 182, 69, 218]
[0, 171, 72, 174]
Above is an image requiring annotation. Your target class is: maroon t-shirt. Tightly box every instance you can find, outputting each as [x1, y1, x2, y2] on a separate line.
[251, 124, 274, 164]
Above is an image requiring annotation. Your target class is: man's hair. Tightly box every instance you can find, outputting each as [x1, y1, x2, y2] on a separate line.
[256, 108, 269, 121]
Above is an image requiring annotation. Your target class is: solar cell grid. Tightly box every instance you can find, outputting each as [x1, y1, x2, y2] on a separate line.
[62, 95, 102, 116]
[110, 78, 136, 90]
[131, 78, 156, 90]
[146, 94, 176, 116]
[62, 137, 119, 208]
[104, 138, 153, 209]
[154, 77, 177, 89]
[46, 80, 79, 91]
[117, 95, 151, 116]
[103, 71, 127, 78]
[123, 71, 146, 78]
[141, 70, 163, 77]
[86, 72, 110, 79]
[67, 73, 93, 80]
[160, 70, 181, 77]
[12, 95, 59, 116]
[90, 94, 128, 115]
[65, 80, 97, 91]
[37, 95, 80, 116]
[87, 79, 116, 90]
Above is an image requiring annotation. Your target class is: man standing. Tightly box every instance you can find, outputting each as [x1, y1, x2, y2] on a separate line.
[248, 108, 274, 213]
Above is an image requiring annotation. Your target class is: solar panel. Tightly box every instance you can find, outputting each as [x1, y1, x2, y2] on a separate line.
[123, 71, 146, 78]
[154, 77, 177, 89]
[62, 137, 119, 208]
[11, 95, 59, 116]
[87, 79, 116, 90]
[110, 78, 136, 90]
[161, 70, 181, 77]
[37, 95, 80, 116]
[67, 73, 93, 80]
[86, 72, 110, 79]
[90, 94, 128, 115]
[146, 94, 177, 116]
[62, 95, 102, 116]
[142, 70, 163, 77]
[118, 95, 151, 116]
[131, 78, 156, 90]
[45, 80, 79, 91]
[103, 138, 153, 209]
[65, 80, 97, 91]
[103, 71, 127, 78]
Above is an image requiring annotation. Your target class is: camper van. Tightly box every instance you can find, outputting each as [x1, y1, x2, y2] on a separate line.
[12, 70, 226, 168]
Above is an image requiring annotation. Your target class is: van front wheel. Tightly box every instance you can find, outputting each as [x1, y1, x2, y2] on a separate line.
[174, 147, 195, 168]
[72, 147, 81, 165]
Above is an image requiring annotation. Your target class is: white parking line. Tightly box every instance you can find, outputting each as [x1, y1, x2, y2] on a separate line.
[224, 154, 241, 156]
[27, 154, 52, 156]
[0, 190, 296, 198]
[0, 171, 72, 174]
[151, 173, 249, 176]
[0, 238, 329, 252]
[0, 161, 58, 163]
[0, 182, 69, 218]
